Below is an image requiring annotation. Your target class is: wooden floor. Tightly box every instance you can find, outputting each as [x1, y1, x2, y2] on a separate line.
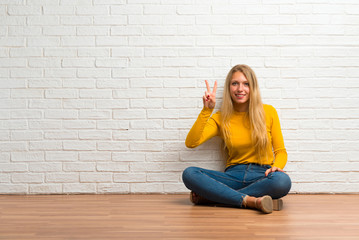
[0, 194, 358, 240]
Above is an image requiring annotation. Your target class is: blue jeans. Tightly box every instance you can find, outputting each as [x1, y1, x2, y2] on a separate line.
[182, 164, 291, 207]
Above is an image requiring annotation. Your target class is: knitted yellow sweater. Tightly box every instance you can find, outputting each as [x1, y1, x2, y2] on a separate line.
[185, 104, 287, 169]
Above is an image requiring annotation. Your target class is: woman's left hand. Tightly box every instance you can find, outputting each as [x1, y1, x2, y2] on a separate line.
[265, 166, 285, 177]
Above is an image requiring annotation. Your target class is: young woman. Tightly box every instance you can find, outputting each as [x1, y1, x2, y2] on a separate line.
[182, 64, 291, 214]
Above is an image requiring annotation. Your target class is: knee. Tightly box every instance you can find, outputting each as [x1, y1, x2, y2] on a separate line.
[271, 172, 292, 197]
[182, 166, 199, 185]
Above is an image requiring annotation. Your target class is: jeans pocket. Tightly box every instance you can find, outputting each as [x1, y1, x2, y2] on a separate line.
[244, 164, 268, 183]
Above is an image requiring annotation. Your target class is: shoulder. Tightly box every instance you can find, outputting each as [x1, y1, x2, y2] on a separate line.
[263, 104, 275, 111]
[263, 104, 277, 115]
[263, 104, 279, 122]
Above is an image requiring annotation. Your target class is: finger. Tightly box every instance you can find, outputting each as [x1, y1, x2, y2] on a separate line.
[205, 91, 209, 99]
[268, 167, 285, 176]
[273, 167, 284, 173]
[212, 81, 218, 95]
[203, 95, 207, 103]
[205, 80, 211, 93]
[265, 168, 271, 177]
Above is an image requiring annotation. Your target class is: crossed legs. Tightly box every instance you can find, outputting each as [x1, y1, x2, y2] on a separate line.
[182, 164, 291, 211]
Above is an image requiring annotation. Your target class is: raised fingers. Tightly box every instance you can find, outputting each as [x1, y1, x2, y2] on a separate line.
[205, 80, 218, 93]
[212, 81, 217, 95]
[205, 80, 211, 93]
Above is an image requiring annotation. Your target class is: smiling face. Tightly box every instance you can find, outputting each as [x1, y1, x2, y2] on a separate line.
[230, 71, 250, 112]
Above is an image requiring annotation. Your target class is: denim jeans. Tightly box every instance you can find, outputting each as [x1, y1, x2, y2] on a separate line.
[182, 164, 292, 207]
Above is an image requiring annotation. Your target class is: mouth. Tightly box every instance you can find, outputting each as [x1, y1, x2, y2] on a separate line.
[235, 94, 245, 99]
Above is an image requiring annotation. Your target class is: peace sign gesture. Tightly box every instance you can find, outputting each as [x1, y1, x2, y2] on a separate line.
[203, 80, 217, 109]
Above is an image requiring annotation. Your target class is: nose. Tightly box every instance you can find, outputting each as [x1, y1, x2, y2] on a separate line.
[238, 83, 244, 92]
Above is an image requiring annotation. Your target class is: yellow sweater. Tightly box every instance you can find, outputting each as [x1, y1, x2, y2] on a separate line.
[185, 104, 287, 169]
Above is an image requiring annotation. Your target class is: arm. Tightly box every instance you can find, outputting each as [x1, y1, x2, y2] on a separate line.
[265, 107, 287, 176]
[185, 80, 219, 148]
[185, 108, 220, 148]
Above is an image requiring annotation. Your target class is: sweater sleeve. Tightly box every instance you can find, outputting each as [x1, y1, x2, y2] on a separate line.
[270, 107, 288, 169]
[185, 107, 220, 148]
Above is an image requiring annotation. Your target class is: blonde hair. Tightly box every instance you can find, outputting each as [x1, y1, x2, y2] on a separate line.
[220, 64, 268, 164]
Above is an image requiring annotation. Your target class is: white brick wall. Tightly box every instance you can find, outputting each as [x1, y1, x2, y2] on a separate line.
[1, 0, 359, 194]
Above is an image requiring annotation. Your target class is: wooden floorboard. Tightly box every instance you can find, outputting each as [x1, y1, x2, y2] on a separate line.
[0, 194, 358, 239]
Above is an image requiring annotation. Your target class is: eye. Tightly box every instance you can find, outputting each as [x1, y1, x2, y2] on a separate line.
[244, 82, 249, 86]
[231, 82, 238, 86]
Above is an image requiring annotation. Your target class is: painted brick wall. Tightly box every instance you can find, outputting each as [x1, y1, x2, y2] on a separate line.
[1, 0, 359, 194]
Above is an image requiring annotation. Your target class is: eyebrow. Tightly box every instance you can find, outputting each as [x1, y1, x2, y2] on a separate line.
[231, 79, 248, 82]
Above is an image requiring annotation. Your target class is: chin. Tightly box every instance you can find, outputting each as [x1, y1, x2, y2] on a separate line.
[235, 100, 249, 105]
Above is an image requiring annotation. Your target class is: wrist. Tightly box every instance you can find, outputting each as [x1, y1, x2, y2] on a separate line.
[202, 107, 214, 113]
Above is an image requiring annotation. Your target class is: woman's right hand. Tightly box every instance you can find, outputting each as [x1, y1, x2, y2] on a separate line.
[203, 80, 217, 109]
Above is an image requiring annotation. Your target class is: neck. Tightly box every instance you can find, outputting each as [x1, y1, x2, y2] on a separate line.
[233, 102, 249, 112]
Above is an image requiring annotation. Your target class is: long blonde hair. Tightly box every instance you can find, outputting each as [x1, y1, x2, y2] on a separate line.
[220, 64, 268, 164]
